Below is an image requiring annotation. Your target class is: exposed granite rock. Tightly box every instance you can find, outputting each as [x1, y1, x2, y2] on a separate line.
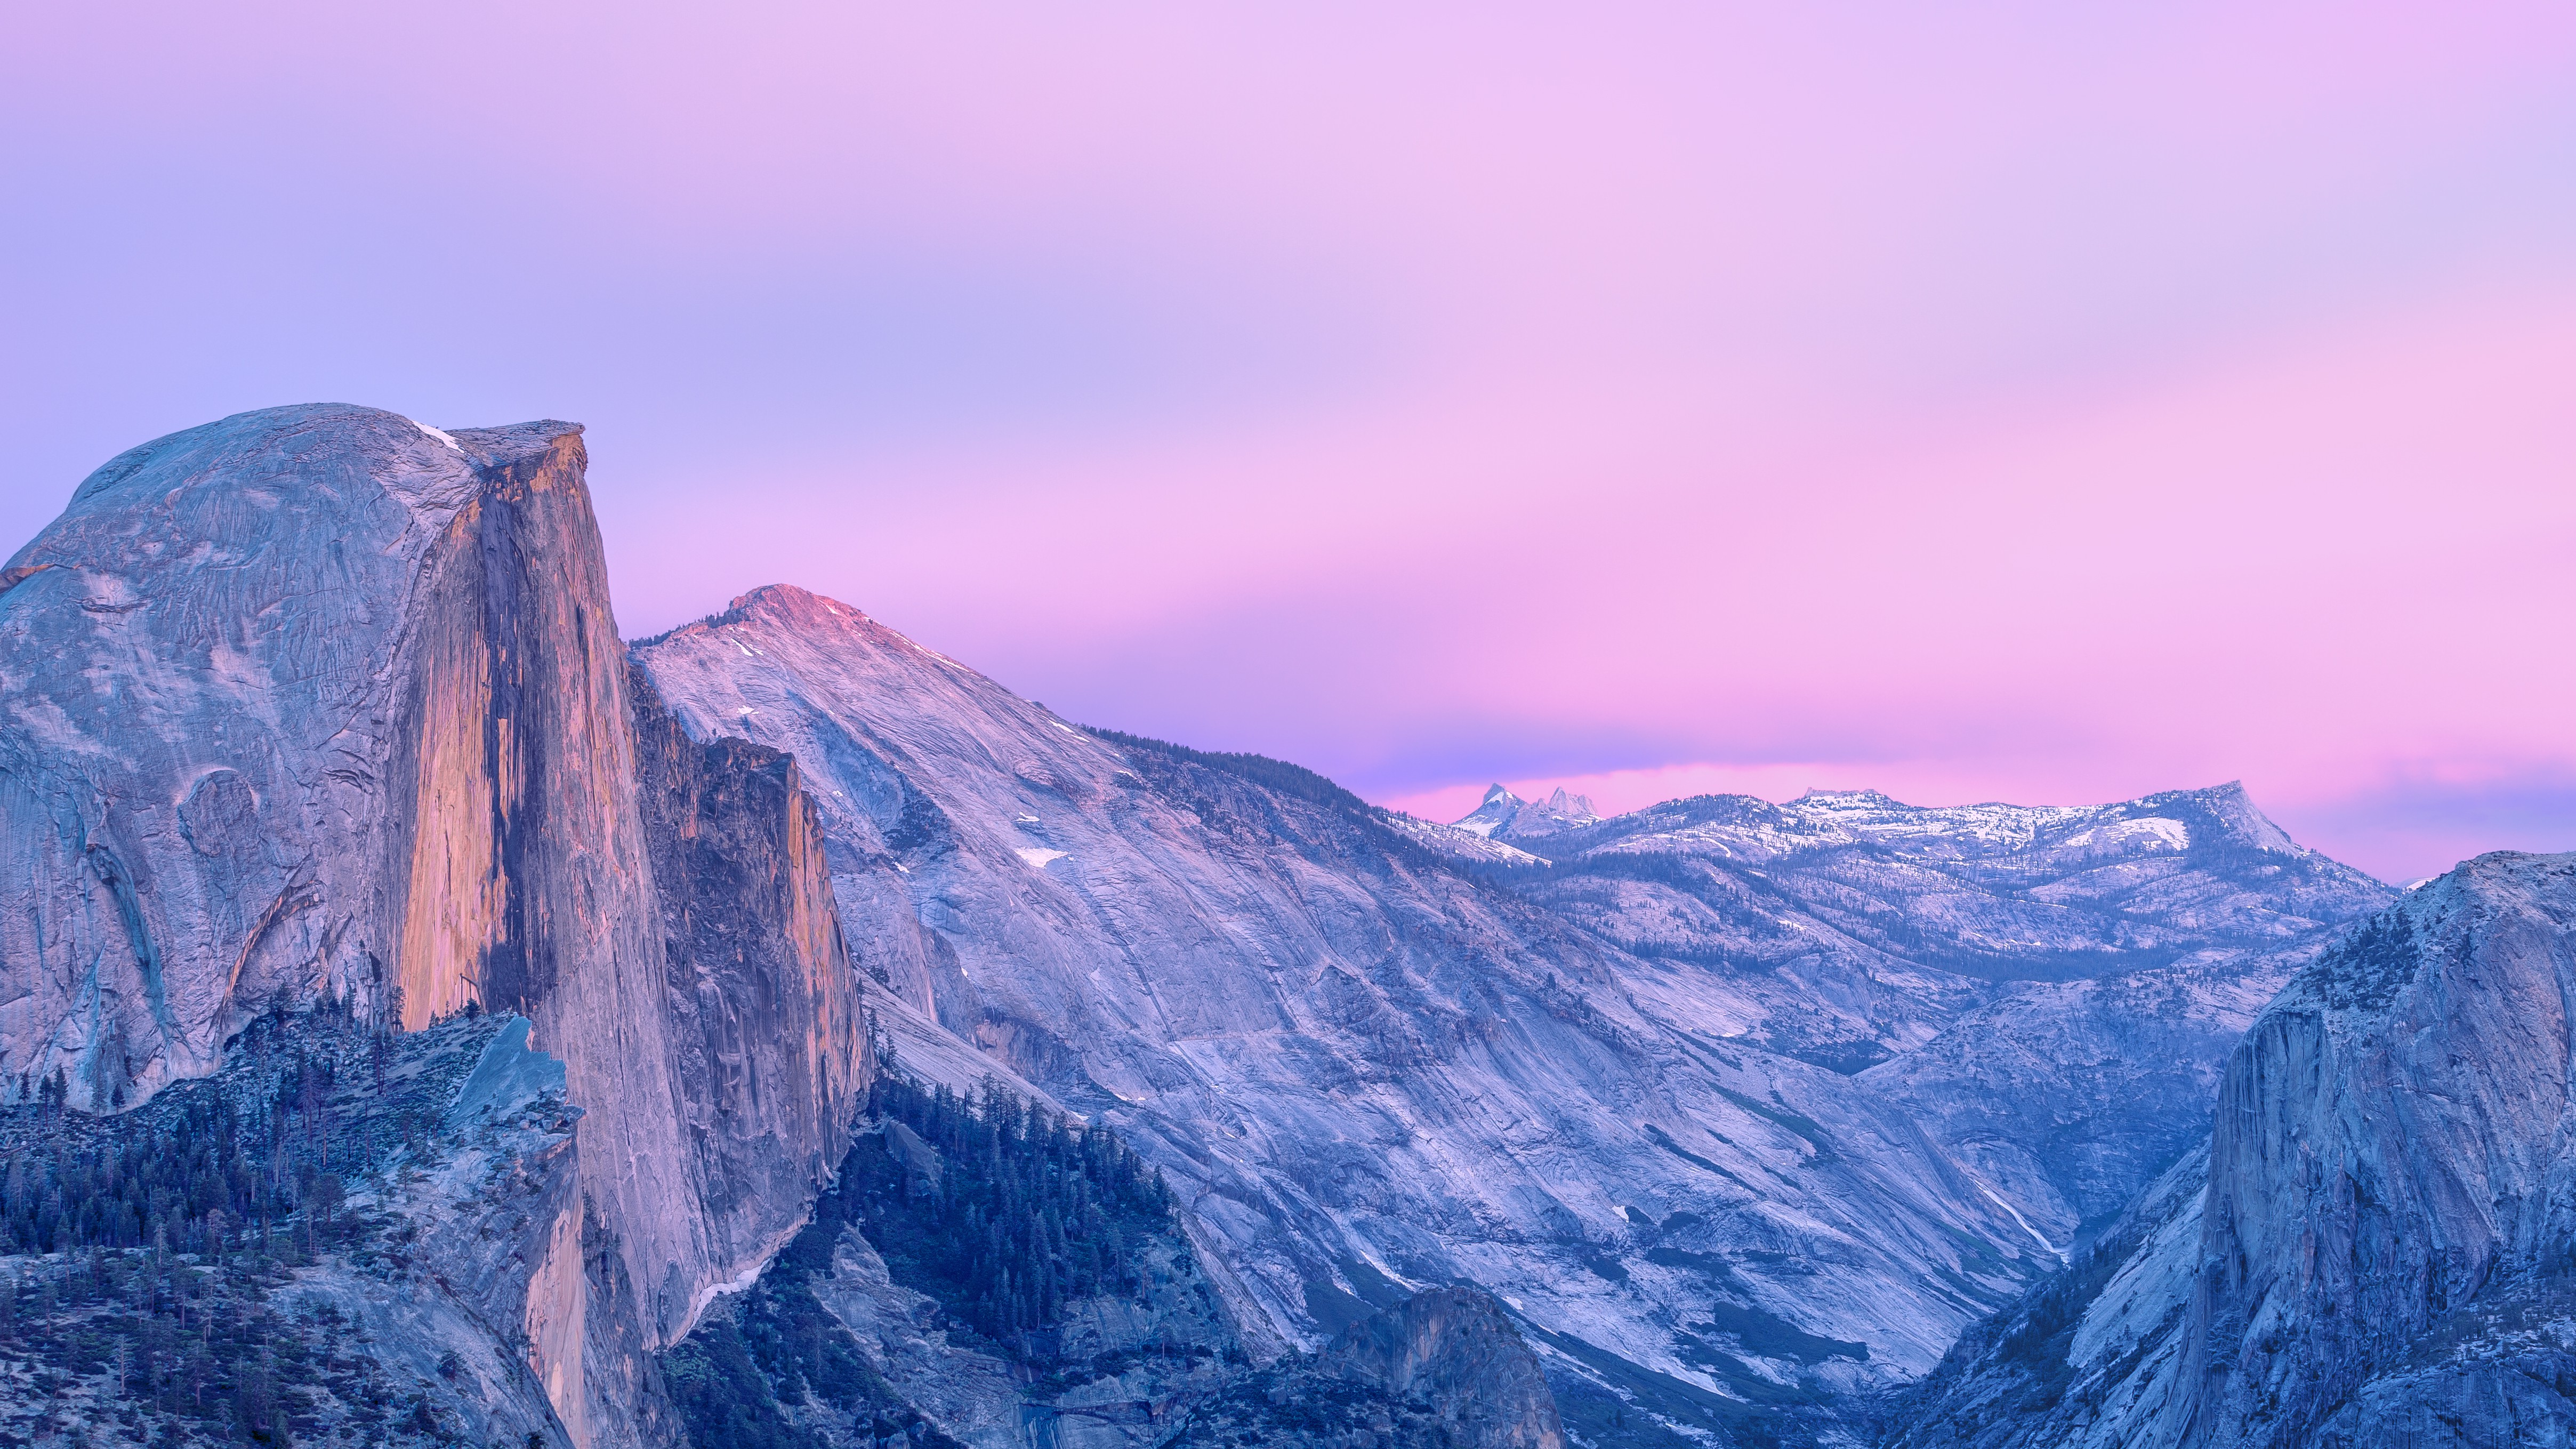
[628, 586, 2076, 1442]
[1893, 852, 2576, 1448]
[1455, 785, 1601, 843]
[629, 662, 871, 1322]
[1857, 949, 2312, 1247]
[0, 408, 867, 1443]
[1516, 784, 2387, 1251]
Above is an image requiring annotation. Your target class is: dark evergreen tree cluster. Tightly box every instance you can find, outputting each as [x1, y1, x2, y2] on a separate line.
[0, 1249, 435, 1446]
[846, 1074, 1174, 1353]
[0, 1004, 518, 1447]
[664, 1069, 1197, 1449]
[1078, 726, 1454, 878]
[0, 997, 428, 1263]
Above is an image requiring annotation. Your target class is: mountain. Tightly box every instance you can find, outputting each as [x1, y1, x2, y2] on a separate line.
[0, 406, 2412, 1448]
[1496, 786, 2390, 1246]
[627, 586, 2106, 1440]
[1454, 784, 1603, 842]
[1896, 852, 2576, 1448]
[624, 584, 2404, 1443]
[0, 406, 869, 1443]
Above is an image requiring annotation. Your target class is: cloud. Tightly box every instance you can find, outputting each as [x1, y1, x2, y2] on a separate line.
[6, 3, 2573, 884]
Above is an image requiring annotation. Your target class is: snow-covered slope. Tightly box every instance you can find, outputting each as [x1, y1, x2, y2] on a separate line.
[1379, 809, 1551, 869]
[1455, 784, 1603, 842]
[1502, 786, 2389, 1246]
[630, 587, 2078, 1438]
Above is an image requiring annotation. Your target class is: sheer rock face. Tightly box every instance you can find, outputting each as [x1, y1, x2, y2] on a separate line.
[629, 662, 872, 1309]
[2175, 852, 2576, 1447]
[1895, 852, 2576, 1449]
[0, 407, 864, 1440]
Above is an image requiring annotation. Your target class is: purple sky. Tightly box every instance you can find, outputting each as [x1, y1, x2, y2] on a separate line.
[7, 4, 2574, 883]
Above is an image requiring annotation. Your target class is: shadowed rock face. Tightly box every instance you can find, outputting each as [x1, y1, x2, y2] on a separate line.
[0, 407, 865, 1444]
[630, 661, 872, 1310]
[1169, 1285, 1565, 1449]
[1893, 852, 2576, 1449]
[1326, 1287, 1567, 1449]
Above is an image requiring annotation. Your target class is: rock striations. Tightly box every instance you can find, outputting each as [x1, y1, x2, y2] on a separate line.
[0, 407, 866, 1444]
[1897, 851, 2576, 1448]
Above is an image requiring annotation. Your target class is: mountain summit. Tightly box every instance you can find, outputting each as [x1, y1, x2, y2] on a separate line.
[1451, 783, 1603, 840]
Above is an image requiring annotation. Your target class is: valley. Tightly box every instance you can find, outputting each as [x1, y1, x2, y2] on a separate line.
[0, 407, 2474, 1448]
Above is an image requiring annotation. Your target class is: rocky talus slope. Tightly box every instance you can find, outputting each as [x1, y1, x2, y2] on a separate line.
[0, 407, 870, 1443]
[1895, 851, 2576, 1448]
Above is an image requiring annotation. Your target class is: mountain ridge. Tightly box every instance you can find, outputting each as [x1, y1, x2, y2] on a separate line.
[0, 417, 2418, 1449]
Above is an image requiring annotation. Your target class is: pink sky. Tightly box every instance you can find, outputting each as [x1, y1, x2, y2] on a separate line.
[6, 3, 2574, 882]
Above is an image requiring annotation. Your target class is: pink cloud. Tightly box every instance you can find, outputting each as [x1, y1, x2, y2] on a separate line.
[6, 3, 2573, 887]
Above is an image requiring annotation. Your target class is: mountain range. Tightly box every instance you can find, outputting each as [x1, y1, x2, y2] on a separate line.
[5, 406, 2540, 1449]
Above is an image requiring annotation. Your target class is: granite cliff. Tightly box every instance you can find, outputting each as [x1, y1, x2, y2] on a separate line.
[0, 407, 867, 1442]
[1896, 851, 2576, 1448]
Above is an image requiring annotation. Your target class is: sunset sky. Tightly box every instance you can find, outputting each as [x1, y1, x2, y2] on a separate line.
[6, 3, 2573, 883]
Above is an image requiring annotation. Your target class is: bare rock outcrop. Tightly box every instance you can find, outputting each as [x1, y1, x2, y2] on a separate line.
[1894, 851, 2576, 1448]
[0, 407, 866, 1443]
[627, 586, 2078, 1444]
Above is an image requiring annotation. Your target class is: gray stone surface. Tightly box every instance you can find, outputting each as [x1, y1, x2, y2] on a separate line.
[628, 586, 2107, 1427]
[0, 407, 867, 1445]
[445, 1012, 569, 1131]
[1895, 852, 2576, 1449]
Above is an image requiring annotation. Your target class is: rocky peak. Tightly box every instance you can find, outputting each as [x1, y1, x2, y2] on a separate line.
[1543, 786, 1599, 820]
[0, 406, 867, 1444]
[1451, 783, 1601, 841]
[2132, 779, 2305, 858]
[1452, 784, 1527, 837]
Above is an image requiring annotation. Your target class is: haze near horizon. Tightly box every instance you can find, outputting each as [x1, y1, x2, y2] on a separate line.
[5, 2, 2571, 883]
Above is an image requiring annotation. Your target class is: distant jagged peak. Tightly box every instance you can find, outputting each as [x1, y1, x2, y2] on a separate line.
[1451, 785, 1524, 838]
[1451, 782, 1599, 841]
[1791, 787, 1910, 812]
[1543, 786, 1600, 821]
